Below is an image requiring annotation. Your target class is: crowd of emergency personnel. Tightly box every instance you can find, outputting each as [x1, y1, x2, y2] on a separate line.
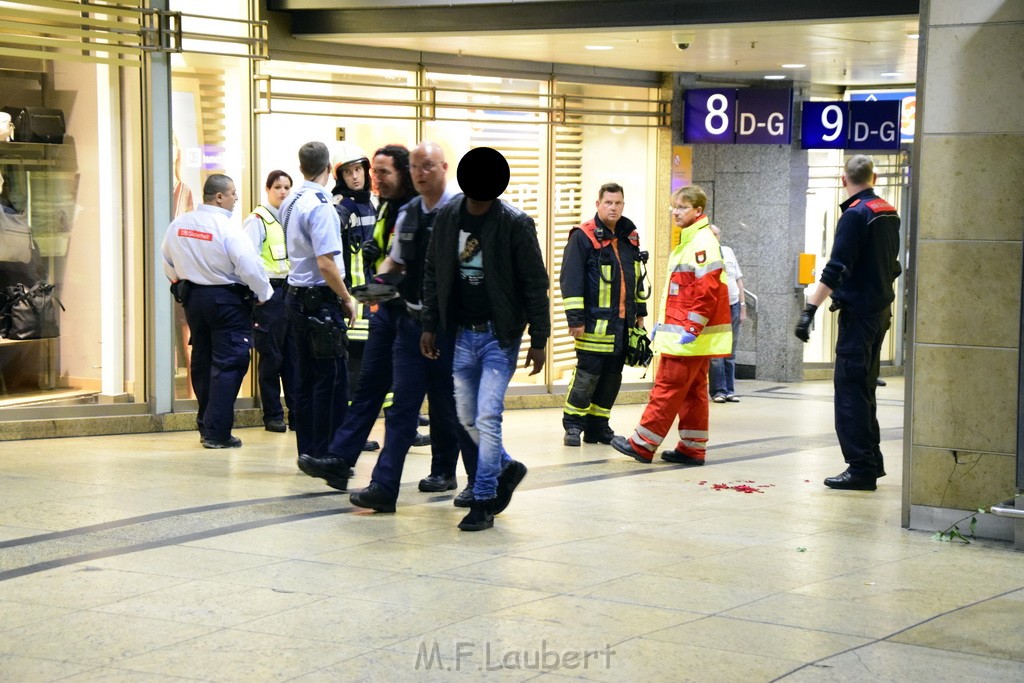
[160, 145, 901, 531]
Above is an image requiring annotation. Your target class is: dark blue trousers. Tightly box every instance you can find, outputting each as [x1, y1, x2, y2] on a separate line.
[253, 281, 297, 424]
[286, 293, 349, 459]
[326, 305, 399, 463]
[182, 286, 253, 442]
[834, 308, 891, 477]
[369, 314, 476, 499]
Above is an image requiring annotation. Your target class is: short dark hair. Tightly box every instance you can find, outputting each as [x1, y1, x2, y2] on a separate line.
[265, 169, 292, 189]
[844, 154, 874, 185]
[373, 144, 414, 196]
[202, 173, 233, 202]
[298, 141, 330, 179]
[598, 182, 624, 200]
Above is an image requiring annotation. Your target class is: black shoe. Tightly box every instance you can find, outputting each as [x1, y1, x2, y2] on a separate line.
[453, 484, 475, 508]
[264, 419, 287, 433]
[202, 436, 242, 449]
[296, 454, 350, 491]
[458, 503, 494, 531]
[418, 414, 430, 427]
[564, 427, 582, 447]
[349, 482, 397, 512]
[660, 449, 705, 466]
[419, 474, 457, 492]
[362, 440, 380, 452]
[611, 435, 652, 463]
[583, 426, 616, 444]
[876, 377, 887, 387]
[824, 470, 877, 491]
[493, 460, 527, 514]
[412, 432, 431, 447]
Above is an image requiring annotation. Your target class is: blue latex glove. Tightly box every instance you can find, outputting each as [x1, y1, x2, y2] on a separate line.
[679, 331, 697, 345]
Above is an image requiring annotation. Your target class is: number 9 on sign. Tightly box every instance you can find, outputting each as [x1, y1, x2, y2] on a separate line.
[801, 101, 849, 149]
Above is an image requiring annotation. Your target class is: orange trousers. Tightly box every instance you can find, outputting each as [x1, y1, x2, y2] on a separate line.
[629, 355, 710, 459]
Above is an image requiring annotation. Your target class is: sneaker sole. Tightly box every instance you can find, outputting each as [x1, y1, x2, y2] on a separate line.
[458, 520, 494, 531]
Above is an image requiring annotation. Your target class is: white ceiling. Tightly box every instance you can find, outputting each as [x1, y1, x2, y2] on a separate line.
[307, 16, 921, 89]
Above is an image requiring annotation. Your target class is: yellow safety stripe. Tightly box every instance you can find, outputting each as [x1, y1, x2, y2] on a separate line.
[594, 319, 608, 337]
[599, 265, 612, 308]
[587, 405, 611, 418]
[563, 296, 585, 310]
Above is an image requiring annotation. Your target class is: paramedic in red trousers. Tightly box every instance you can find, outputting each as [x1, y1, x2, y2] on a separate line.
[161, 173, 273, 449]
[611, 185, 731, 465]
[560, 182, 647, 447]
[794, 154, 901, 491]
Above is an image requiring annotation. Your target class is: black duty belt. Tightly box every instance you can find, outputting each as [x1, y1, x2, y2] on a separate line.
[187, 282, 251, 298]
[269, 278, 288, 288]
[287, 284, 338, 300]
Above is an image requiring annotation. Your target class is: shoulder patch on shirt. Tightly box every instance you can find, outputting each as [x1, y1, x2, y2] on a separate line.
[315, 192, 329, 204]
[695, 250, 706, 265]
[866, 198, 896, 213]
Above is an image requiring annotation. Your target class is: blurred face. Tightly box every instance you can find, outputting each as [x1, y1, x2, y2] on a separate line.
[670, 199, 702, 229]
[342, 163, 365, 191]
[266, 175, 291, 210]
[372, 154, 401, 199]
[596, 191, 624, 227]
[409, 147, 447, 198]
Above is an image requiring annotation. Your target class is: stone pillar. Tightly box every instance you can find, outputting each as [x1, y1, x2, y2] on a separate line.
[907, 0, 1024, 539]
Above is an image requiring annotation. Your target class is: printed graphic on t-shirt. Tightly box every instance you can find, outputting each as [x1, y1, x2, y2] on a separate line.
[458, 230, 484, 285]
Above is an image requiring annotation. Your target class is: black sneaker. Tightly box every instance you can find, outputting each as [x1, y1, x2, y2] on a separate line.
[412, 432, 431, 447]
[453, 484, 475, 508]
[583, 426, 616, 444]
[349, 482, 397, 512]
[202, 436, 242, 449]
[458, 503, 494, 531]
[297, 454, 351, 491]
[264, 419, 287, 433]
[362, 440, 380, 452]
[419, 474, 457, 492]
[564, 427, 582, 447]
[493, 460, 527, 514]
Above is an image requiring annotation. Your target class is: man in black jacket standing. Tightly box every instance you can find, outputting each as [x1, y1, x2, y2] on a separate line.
[420, 147, 550, 531]
[794, 154, 901, 491]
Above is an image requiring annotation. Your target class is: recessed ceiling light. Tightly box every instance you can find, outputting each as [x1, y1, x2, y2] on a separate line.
[764, 75, 786, 80]
[781, 63, 806, 69]
[906, 32, 920, 39]
[585, 45, 613, 51]
[880, 72, 903, 78]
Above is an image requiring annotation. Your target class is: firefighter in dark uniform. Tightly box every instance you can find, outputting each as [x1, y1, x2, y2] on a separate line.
[559, 182, 648, 446]
[278, 142, 357, 488]
[795, 154, 901, 491]
[161, 173, 273, 449]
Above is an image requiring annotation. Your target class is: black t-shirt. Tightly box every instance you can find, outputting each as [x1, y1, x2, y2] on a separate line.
[455, 205, 489, 325]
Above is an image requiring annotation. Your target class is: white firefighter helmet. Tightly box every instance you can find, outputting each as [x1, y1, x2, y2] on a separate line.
[331, 142, 369, 176]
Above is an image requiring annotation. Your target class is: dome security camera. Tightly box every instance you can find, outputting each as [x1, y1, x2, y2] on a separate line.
[672, 31, 695, 51]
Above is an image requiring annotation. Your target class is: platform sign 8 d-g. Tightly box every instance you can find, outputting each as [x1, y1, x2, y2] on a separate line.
[683, 88, 736, 144]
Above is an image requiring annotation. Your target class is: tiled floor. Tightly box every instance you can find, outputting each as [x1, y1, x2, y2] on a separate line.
[2, 377, 1023, 681]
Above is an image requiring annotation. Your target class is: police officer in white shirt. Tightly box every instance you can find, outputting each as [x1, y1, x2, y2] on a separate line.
[161, 173, 273, 449]
[278, 142, 357, 488]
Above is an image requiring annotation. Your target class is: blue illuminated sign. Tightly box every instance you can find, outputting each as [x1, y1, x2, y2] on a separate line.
[735, 89, 792, 144]
[800, 100, 902, 150]
[683, 88, 736, 144]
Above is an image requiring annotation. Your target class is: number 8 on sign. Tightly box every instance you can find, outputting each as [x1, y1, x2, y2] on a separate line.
[683, 88, 736, 144]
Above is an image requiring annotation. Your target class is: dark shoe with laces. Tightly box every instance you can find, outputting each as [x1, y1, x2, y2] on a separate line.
[362, 440, 380, 452]
[564, 427, 582, 447]
[458, 503, 494, 531]
[296, 453, 350, 491]
[264, 419, 287, 433]
[453, 484, 475, 508]
[660, 449, 705, 466]
[493, 460, 527, 514]
[202, 435, 242, 449]
[824, 469, 877, 491]
[611, 435, 652, 463]
[349, 482, 397, 512]
[419, 474, 458, 492]
[412, 432, 431, 447]
[583, 426, 616, 444]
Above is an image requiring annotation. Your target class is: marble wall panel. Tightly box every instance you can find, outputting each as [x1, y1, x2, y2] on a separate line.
[910, 446, 1016, 509]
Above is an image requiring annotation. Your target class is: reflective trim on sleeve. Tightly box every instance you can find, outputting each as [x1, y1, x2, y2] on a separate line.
[687, 311, 709, 325]
[694, 259, 724, 279]
[563, 296, 585, 310]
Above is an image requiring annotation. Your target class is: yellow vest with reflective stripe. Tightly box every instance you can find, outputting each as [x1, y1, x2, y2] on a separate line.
[251, 205, 288, 277]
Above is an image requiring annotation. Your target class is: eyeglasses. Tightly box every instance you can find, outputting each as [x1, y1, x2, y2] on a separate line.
[669, 204, 694, 212]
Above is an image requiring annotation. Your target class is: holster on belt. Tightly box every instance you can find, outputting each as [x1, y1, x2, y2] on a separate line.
[170, 280, 191, 305]
[306, 316, 348, 359]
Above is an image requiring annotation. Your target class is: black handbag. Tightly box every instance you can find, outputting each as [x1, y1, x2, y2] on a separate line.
[1, 281, 64, 339]
[0, 107, 66, 144]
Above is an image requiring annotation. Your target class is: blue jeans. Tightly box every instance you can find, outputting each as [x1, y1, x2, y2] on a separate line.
[453, 327, 519, 501]
[709, 301, 741, 397]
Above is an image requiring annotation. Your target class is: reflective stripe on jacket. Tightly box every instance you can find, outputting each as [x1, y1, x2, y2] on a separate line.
[250, 205, 289, 277]
[651, 215, 731, 357]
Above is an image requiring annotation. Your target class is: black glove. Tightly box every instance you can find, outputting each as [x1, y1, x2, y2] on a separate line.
[794, 303, 818, 342]
[361, 238, 382, 263]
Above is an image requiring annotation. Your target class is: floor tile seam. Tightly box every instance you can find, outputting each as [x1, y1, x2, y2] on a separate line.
[885, 634, 1024, 663]
[706, 612, 878, 643]
[769, 582, 1024, 681]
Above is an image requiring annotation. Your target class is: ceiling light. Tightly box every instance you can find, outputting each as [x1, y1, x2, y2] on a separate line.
[906, 32, 920, 39]
[585, 45, 613, 51]
[880, 72, 903, 78]
[781, 63, 806, 69]
[764, 75, 786, 80]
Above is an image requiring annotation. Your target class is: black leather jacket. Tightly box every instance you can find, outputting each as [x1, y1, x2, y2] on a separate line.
[422, 195, 550, 349]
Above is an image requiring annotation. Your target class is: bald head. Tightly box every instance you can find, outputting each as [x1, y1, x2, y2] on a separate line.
[410, 141, 448, 207]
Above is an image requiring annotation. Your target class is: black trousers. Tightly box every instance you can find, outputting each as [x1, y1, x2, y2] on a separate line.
[562, 348, 626, 431]
[252, 282, 297, 424]
[834, 308, 891, 477]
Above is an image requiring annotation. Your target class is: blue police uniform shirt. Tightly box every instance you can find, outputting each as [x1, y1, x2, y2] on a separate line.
[390, 185, 458, 267]
[160, 203, 273, 303]
[280, 180, 344, 287]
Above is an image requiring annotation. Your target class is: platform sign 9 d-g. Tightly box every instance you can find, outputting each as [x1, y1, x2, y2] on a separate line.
[801, 100, 902, 150]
